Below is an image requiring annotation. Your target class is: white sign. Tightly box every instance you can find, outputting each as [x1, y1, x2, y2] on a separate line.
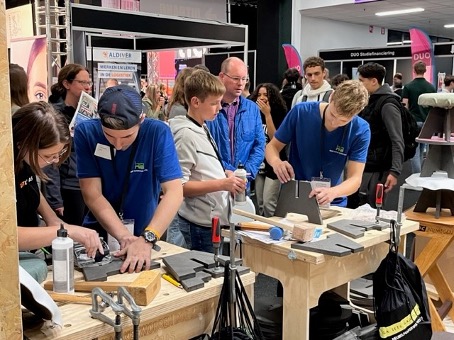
[98, 63, 138, 72]
[86, 48, 142, 63]
[6, 4, 34, 48]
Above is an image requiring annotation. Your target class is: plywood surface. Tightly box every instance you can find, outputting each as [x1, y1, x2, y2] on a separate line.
[24, 242, 255, 339]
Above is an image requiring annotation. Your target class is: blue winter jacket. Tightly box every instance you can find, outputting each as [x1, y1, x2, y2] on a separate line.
[206, 96, 265, 180]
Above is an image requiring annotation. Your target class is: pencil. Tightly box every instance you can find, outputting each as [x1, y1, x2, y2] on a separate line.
[162, 273, 183, 289]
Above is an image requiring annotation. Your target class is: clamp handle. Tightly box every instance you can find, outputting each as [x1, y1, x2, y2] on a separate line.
[211, 216, 221, 244]
[375, 183, 384, 208]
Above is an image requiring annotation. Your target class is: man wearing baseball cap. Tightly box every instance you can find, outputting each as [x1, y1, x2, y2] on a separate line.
[74, 85, 183, 273]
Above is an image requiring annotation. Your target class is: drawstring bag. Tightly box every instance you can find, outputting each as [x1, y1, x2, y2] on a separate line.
[373, 220, 432, 340]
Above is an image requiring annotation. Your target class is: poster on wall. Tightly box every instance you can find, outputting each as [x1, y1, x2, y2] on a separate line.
[86, 47, 142, 99]
[10, 36, 48, 103]
[6, 4, 34, 48]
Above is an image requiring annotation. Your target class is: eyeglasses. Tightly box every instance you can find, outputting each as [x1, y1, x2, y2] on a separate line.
[73, 79, 93, 87]
[223, 73, 249, 83]
[38, 148, 68, 164]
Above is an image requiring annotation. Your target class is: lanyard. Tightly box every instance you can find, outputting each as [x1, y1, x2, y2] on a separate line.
[320, 105, 329, 178]
[110, 137, 139, 220]
[186, 115, 225, 171]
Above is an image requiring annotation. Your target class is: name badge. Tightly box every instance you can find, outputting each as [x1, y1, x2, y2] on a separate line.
[94, 143, 111, 160]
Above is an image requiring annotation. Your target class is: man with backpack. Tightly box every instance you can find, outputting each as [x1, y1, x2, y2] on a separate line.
[291, 56, 333, 108]
[350, 62, 405, 208]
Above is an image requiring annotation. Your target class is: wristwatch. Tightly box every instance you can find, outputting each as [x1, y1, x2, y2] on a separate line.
[141, 230, 161, 251]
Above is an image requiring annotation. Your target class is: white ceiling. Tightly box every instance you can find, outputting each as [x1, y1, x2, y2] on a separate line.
[301, 0, 454, 41]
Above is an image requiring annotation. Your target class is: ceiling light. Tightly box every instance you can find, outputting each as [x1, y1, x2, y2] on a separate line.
[376, 8, 424, 16]
[444, 24, 454, 28]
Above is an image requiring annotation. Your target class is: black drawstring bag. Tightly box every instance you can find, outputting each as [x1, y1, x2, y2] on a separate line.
[373, 220, 432, 340]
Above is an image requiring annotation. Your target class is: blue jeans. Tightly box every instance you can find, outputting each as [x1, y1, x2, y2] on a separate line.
[166, 214, 214, 253]
[410, 121, 425, 173]
[166, 214, 188, 249]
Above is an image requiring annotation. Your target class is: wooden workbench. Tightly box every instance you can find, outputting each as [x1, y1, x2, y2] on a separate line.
[407, 208, 454, 332]
[24, 242, 255, 339]
[237, 207, 419, 340]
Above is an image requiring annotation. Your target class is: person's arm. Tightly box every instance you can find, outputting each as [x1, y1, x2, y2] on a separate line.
[402, 98, 409, 108]
[401, 86, 409, 108]
[309, 160, 365, 205]
[266, 137, 294, 183]
[115, 178, 183, 273]
[19, 191, 102, 256]
[381, 102, 404, 192]
[42, 166, 64, 215]
[183, 177, 245, 197]
[79, 177, 132, 243]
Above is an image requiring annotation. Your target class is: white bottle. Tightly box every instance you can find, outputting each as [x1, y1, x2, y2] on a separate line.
[234, 163, 247, 205]
[52, 224, 74, 293]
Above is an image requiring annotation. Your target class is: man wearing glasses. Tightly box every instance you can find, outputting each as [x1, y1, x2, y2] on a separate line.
[206, 57, 265, 190]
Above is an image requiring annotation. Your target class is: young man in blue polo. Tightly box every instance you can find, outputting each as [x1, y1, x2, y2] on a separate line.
[75, 85, 183, 273]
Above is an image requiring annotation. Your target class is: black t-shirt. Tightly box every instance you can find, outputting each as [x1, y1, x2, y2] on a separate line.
[15, 161, 40, 226]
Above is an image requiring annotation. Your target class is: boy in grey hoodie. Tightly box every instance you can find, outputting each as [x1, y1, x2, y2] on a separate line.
[167, 70, 246, 252]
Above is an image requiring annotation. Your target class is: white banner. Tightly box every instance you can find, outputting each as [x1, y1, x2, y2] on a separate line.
[6, 4, 34, 48]
[87, 48, 142, 63]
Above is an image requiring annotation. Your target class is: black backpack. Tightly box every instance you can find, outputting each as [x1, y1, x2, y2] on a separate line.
[375, 95, 419, 162]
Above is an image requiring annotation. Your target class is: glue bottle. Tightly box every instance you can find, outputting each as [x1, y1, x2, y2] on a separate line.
[52, 223, 74, 293]
[234, 163, 247, 205]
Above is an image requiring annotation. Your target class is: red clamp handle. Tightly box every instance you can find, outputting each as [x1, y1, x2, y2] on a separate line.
[211, 216, 221, 244]
[375, 183, 384, 207]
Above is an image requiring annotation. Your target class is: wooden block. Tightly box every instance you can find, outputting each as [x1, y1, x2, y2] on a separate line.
[293, 223, 315, 242]
[44, 270, 161, 306]
[127, 270, 161, 306]
[291, 233, 364, 256]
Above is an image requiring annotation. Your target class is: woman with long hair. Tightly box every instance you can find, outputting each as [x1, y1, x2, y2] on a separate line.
[13, 102, 102, 255]
[249, 83, 288, 217]
[44, 63, 92, 225]
[142, 83, 165, 120]
[166, 67, 195, 119]
[9, 63, 30, 114]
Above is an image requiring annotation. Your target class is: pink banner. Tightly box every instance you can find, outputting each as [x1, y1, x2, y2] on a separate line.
[409, 28, 434, 85]
[282, 44, 303, 73]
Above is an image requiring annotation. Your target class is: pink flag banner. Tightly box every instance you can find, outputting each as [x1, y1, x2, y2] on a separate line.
[409, 28, 435, 85]
[282, 44, 303, 73]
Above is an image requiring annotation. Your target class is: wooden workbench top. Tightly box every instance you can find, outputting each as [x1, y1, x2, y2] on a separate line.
[24, 242, 255, 339]
[237, 207, 419, 265]
[406, 208, 454, 226]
